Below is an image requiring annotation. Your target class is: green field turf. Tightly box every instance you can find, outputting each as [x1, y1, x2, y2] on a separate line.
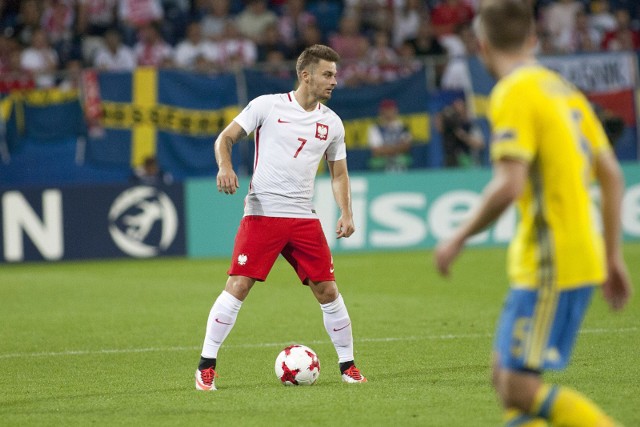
[1, 244, 639, 426]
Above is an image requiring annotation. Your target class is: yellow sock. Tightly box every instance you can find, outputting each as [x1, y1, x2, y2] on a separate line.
[531, 384, 616, 427]
[504, 408, 549, 426]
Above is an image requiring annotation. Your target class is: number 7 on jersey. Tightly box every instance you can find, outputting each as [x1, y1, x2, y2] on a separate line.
[293, 137, 307, 158]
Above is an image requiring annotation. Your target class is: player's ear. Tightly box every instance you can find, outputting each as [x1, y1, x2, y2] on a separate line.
[300, 69, 310, 83]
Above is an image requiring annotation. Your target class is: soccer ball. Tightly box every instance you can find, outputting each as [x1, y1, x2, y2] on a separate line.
[275, 344, 320, 386]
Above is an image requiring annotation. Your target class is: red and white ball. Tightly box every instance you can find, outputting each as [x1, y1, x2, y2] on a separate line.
[275, 344, 320, 386]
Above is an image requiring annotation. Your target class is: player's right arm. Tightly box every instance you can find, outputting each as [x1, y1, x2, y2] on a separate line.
[214, 120, 246, 195]
[435, 79, 532, 276]
[593, 149, 633, 310]
[434, 157, 527, 276]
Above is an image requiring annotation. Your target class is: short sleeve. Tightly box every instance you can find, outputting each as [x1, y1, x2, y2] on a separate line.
[580, 101, 613, 157]
[325, 119, 346, 161]
[489, 83, 537, 163]
[233, 95, 273, 135]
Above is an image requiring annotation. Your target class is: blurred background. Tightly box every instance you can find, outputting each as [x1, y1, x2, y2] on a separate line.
[1, 0, 639, 263]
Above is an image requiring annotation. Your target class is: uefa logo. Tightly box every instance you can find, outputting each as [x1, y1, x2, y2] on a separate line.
[108, 186, 178, 257]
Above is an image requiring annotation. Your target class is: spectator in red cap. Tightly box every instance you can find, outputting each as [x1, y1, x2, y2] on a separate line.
[367, 99, 413, 172]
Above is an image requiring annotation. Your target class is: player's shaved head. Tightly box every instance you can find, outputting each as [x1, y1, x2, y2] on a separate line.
[476, 0, 534, 52]
[296, 44, 340, 77]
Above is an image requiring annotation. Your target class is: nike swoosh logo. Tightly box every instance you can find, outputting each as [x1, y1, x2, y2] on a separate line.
[330, 267, 335, 273]
[333, 322, 350, 332]
[278, 118, 290, 123]
[215, 318, 233, 325]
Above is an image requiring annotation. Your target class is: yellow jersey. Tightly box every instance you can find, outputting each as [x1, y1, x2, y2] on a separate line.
[488, 64, 610, 289]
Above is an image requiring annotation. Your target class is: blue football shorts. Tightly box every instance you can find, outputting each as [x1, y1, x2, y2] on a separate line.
[494, 285, 595, 372]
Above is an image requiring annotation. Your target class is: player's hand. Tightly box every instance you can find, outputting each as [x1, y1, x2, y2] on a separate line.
[434, 237, 465, 277]
[336, 216, 355, 239]
[603, 256, 633, 311]
[217, 166, 239, 195]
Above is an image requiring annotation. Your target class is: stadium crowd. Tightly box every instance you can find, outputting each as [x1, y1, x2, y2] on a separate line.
[0, 0, 639, 93]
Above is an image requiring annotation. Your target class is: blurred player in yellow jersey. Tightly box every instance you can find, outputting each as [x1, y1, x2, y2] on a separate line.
[434, 0, 633, 426]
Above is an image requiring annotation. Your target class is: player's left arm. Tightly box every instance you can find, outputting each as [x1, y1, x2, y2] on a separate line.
[594, 149, 633, 310]
[327, 158, 355, 239]
[581, 101, 633, 309]
[434, 157, 528, 276]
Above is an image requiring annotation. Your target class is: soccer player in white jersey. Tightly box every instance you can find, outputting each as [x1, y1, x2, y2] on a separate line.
[195, 44, 367, 390]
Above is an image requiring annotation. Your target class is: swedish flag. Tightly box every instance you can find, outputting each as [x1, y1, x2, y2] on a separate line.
[96, 68, 240, 172]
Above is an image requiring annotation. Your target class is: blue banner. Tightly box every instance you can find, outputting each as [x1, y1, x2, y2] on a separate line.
[0, 89, 86, 156]
[0, 183, 186, 262]
[244, 69, 296, 100]
[330, 69, 428, 120]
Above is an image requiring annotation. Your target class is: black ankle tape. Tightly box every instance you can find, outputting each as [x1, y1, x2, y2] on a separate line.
[199, 357, 216, 370]
[339, 360, 354, 374]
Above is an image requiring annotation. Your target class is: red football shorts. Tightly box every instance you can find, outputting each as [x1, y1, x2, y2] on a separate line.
[227, 215, 336, 284]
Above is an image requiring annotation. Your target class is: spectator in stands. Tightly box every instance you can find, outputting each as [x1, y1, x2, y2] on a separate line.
[212, 19, 257, 69]
[174, 21, 218, 70]
[396, 41, 424, 78]
[440, 22, 477, 91]
[601, 8, 640, 51]
[76, 0, 118, 64]
[589, 0, 617, 40]
[41, 0, 74, 47]
[535, 22, 558, 55]
[257, 22, 291, 62]
[0, 36, 35, 94]
[42, 0, 81, 67]
[339, 36, 381, 87]
[262, 48, 294, 78]
[344, 0, 394, 35]
[369, 29, 401, 82]
[118, 0, 164, 46]
[392, 0, 426, 48]
[430, 0, 475, 37]
[11, 0, 42, 46]
[407, 19, 447, 58]
[76, 0, 117, 37]
[367, 99, 413, 172]
[58, 58, 83, 90]
[328, 14, 369, 61]
[542, 0, 584, 52]
[93, 28, 136, 70]
[569, 8, 601, 52]
[235, 0, 278, 44]
[133, 23, 174, 67]
[131, 155, 173, 185]
[278, 0, 316, 50]
[161, 0, 191, 45]
[292, 22, 323, 57]
[20, 28, 59, 88]
[436, 97, 483, 168]
[201, 0, 232, 41]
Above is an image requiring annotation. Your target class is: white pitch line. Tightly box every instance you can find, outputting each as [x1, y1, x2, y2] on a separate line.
[0, 327, 636, 360]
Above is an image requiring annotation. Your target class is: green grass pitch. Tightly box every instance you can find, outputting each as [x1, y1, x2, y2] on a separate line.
[1, 244, 639, 426]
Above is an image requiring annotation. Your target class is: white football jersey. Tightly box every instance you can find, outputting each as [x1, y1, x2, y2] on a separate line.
[234, 91, 347, 218]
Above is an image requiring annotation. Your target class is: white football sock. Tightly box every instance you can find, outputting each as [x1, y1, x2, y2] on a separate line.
[201, 290, 243, 359]
[320, 294, 354, 363]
